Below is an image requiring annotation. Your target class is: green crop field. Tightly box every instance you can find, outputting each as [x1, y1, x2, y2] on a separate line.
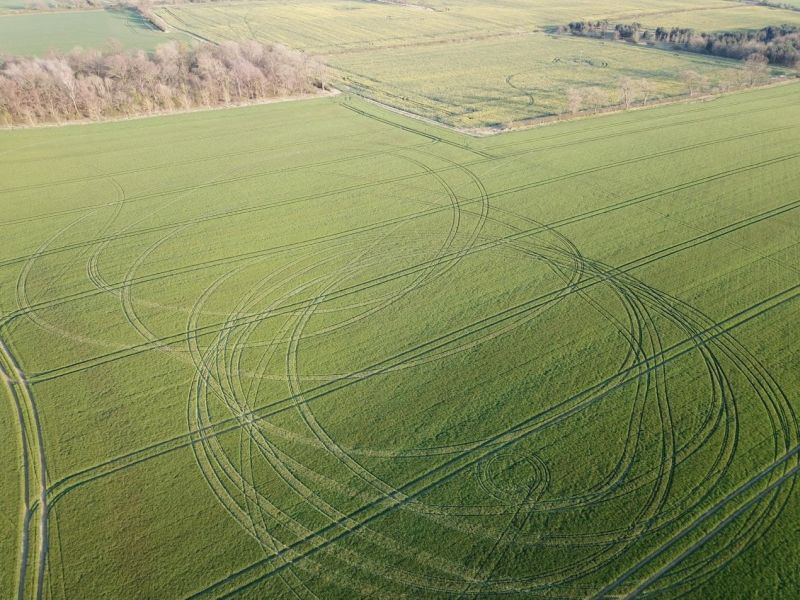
[158, 0, 800, 51]
[0, 8, 190, 55]
[333, 34, 748, 128]
[0, 0, 25, 12]
[631, 4, 800, 30]
[1, 82, 799, 598]
[156, 0, 800, 128]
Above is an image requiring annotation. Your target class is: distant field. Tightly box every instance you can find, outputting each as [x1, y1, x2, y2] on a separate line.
[0, 0, 25, 11]
[0, 8, 190, 55]
[334, 33, 747, 127]
[157, 0, 800, 127]
[631, 4, 800, 30]
[158, 0, 512, 54]
[1, 82, 799, 598]
[158, 0, 800, 53]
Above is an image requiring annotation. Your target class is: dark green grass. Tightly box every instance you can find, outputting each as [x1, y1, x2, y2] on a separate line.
[0, 84, 799, 598]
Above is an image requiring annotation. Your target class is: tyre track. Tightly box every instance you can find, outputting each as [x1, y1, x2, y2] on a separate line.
[26, 158, 800, 384]
[37, 200, 800, 505]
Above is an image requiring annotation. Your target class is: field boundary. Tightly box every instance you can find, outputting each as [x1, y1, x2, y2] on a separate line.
[0, 334, 48, 600]
[352, 78, 800, 137]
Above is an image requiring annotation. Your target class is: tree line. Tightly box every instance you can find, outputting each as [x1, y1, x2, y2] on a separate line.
[0, 41, 327, 126]
[745, 1, 800, 13]
[562, 21, 800, 67]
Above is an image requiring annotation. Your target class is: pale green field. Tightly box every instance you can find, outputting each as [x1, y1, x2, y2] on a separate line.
[0, 8, 190, 55]
[158, 0, 800, 53]
[159, 0, 512, 54]
[334, 33, 747, 127]
[0, 0, 25, 11]
[448, 0, 800, 29]
[632, 4, 800, 30]
[157, 0, 800, 127]
[1, 82, 798, 598]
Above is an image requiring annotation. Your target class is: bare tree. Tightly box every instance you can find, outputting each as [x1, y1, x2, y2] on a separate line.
[45, 59, 81, 116]
[638, 78, 656, 105]
[743, 53, 769, 86]
[0, 41, 321, 126]
[617, 77, 636, 109]
[565, 87, 583, 115]
[679, 70, 706, 96]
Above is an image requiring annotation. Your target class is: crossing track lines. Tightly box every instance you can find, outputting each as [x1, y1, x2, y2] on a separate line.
[171, 137, 798, 595]
[3, 121, 796, 331]
[182, 158, 497, 594]
[1, 118, 795, 339]
[34, 192, 800, 500]
[339, 101, 495, 159]
[169, 150, 798, 595]
[21, 148, 800, 385]
[5, 89, 800, 598]
[186, 282, 800, 598]
[0, 336, 48, 600]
